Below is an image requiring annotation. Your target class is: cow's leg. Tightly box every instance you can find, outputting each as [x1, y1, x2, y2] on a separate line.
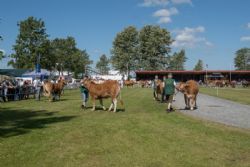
[113, 98, 118, 112]
[184, 94, 189, 109]
[190, 97, 195, 110]
[194, 95, 198, 109]
[108, 100, 114, 111]
[91, 98, 96, 111]
[99, 99, 106, 111]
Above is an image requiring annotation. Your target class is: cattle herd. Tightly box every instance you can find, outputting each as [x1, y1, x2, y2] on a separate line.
[1, 76, 250, 112]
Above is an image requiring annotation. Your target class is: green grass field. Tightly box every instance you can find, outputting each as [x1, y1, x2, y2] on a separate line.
[200, 87, 250, 105]
[0, 88, 250, 167]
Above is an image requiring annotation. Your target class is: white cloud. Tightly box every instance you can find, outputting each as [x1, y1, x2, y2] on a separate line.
[158, 17, 172, 23]
[140, 0, 169, 7]
[240, 36, 250, 42]
[171, 26, 212, 48]
[153, 7, 178, 24]
[247, 23, 250, 29]
[171, 0, 192, 5]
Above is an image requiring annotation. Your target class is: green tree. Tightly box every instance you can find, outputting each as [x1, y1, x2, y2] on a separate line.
[69, 49, 92, 78]
[111, 26, 138, 76]
[234, 48, 250, 70]
[0, 50, 4, 61]
[193, 59, 204, 71]
[50, 37, 78, 75]
[0, 34, 3, 61]
[168, 49, 187, 70]
[138, 25, 172, 70]
[9, 16, 48, 68]
[96, 54, 110, 74]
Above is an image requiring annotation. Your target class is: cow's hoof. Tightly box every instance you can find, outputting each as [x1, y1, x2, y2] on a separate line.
[103, 107, 106, 111]
[91, 109, 95, 111]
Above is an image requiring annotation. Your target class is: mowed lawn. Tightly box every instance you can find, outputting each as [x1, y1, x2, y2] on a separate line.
[200, 87, 250, 105]
[0, 88, 250, 167]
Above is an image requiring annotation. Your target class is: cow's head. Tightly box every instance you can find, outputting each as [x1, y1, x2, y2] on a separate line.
[176, 82, 188, 93]
[81, 78, 92, 88]
[58, 79, 67, 86]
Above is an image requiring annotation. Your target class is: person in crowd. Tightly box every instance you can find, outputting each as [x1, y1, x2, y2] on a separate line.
[163, 73, 176, 113]
[161, 76, 166, 102]
[80, 76, 89, 109]
[153, 75, 158, 100]
[0, 82, 3, 102]
[2, 77, 10, 102]
[33, 76, 42, 101]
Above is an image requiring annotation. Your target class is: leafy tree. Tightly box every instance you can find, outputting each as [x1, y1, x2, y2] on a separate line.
[96, 54, 110, 74]
[111, 26, 139, 76]
[0, 50, 4, 61]
[9, 16, 48, 68]
[168, 49, 187, 70]
[39, 40, 56, 71]
[50, 37, 78, 75]
[0, 37, 4, 61]
[193, 59, 204, 71]
[138, 25, 172, 70]
[234, 48, 250, 70]
[71, 49, 93, 78]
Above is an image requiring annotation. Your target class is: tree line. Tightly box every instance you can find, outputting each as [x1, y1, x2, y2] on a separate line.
[1, 16, 249, 77]
[7, 16, 92, 77]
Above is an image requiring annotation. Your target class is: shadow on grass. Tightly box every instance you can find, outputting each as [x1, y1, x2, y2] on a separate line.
[0, 108, 76, 138]
[80, 106, 125, 112]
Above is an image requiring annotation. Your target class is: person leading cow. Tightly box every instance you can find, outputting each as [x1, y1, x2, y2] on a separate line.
[163, 73, 176, 113]
[80, 76, 89, 109]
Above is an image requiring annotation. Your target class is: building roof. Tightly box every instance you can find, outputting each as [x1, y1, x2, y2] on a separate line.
[0, 69, 30, 77]
[135, 70, 250, 75]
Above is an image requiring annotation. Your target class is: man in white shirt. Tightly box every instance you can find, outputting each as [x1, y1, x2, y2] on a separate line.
[33, 77, 42, 101]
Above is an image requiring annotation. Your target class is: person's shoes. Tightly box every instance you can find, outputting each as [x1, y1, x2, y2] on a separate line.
[170, 107, 174, 111]
[81, 105, 85, 109]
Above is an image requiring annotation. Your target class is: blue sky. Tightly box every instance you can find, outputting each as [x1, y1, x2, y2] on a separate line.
[0, 0, 250, 70]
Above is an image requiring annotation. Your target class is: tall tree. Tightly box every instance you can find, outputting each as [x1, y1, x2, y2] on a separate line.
[50, 37, 78, 75]
[70, 49, 93, 78]
[234, 48, 250, 70]
[111, 26, 138, 76]
[9, 16, 48, 68]
[96, 54, 110, 74]
[0, 36, 4, 60]
[168, 49, 187, 70]
[0, 50, 4, 61]
[193, 59, 204, 71]
[138, 25, 172, 70]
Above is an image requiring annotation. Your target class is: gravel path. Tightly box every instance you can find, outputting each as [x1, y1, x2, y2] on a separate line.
[173, 93, 250, 129]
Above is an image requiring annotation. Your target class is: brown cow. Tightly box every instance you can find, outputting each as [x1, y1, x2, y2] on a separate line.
[43, 79, 67, 101]
[81, 79, 123, 112]
[154, 80, 164, 101]
[124, 80, 135, 88]
[176, 80, 199, 110]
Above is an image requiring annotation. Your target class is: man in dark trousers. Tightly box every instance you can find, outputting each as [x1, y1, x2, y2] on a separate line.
[80, 76, 89, 109]
[163, 73, 176, 113]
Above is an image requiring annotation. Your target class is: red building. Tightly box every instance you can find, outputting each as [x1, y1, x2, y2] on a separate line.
[135, 70, 250, 81]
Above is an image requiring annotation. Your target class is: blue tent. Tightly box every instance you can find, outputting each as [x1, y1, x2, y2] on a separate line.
[22, 69, 50, 80]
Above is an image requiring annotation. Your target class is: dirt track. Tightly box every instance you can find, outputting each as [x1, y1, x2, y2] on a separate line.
[173, 93, 250, 129]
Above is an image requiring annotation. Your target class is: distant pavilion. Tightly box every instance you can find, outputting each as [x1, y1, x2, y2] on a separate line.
[135, 70, 250, 81]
